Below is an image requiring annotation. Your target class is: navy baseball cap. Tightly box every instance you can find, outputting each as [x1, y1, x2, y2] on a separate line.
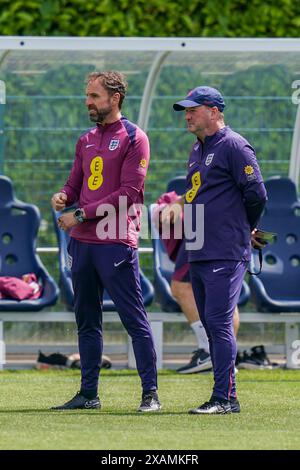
[173, 86, 225, 112]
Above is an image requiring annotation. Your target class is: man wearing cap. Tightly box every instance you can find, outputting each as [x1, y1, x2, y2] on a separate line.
[173, 86, 267, 414]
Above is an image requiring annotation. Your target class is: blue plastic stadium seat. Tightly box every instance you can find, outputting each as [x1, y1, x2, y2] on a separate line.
[249, 176, 300, 312]
[0, 175, 59, 311]
[238, 281, 251, 307]
[52, 209, 154, 311]
[150, 176, 250, 312]
[166, 175, 186, 195]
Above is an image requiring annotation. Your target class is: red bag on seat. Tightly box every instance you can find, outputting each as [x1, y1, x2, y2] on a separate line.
[0, 276, 35, 300]
[0, 274, 42, 300]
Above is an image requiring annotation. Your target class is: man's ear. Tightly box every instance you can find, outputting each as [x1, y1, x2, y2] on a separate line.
[112, 92, 121, 107]
[210, 106, 219, 120]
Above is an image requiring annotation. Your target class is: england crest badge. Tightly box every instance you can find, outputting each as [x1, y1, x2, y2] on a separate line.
[109, 139, 120, 151]
[205, 153, 214, 166]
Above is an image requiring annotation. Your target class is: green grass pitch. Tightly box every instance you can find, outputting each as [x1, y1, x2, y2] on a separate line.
[0, 368, 299, 450]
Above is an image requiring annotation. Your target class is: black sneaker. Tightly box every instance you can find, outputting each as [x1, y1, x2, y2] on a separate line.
[189, 398, 231, 415]
[137, 391, 161, 412]
[36, 350, 68, 369]
[177, 349, 212, 374]
[250, 345, 278, 368]
[230, 398, 241, 413]
[37, 351, 112, 370]
[236, 350, 258, 369]
[51, 391, 101, 410]
[238, 345, 274, 370]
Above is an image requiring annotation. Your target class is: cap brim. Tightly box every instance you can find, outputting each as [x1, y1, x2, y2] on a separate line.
[173, 99, 202, 111]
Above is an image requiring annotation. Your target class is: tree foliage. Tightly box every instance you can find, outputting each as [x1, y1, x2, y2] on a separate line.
[1, 0, 300, 37]
[1, 0, 299, 282]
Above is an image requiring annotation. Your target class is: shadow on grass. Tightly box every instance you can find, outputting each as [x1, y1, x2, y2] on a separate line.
[0, 409, 193, 416]
[2, 370, 177, 377]
[239, 379, 300, 383]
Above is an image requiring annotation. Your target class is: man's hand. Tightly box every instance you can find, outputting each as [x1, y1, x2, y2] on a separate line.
[51, 192, 67, 211]
[251, 228, 267, 249]
[57, 212, 78, 231]
[160, 202, 183, 225]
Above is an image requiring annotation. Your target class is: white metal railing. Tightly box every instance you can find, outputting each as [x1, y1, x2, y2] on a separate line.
[36, 247, 153, 253]
[1, 312, 300, 370]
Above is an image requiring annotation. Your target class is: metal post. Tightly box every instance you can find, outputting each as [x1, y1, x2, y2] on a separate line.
[127, 320, 163, 370]
[0, 320, 5, 370]
[127, 337, 136, 369]
[138, 51, 170, 132]
[285, 323, 300, 369]
[0, 80, 6, 174]
[289, 103, 300, 187]
[150, 321, 163, 370]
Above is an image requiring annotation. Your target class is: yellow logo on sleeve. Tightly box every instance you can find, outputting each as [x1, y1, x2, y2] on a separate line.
[139, 158, 147, 168]
[185, 171, 201, 203]
[88, 156, 104, 190]
[244, 165, 254, 175]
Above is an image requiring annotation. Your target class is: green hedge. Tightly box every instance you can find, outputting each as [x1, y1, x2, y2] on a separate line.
[1, 0, 299, 284]
[1, 0, 300, 37]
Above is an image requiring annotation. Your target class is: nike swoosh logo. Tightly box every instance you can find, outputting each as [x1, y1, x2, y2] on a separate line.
[213, 267, 225, 273]
[114, 259, 126, 267]
[86, 144, 95, 148]
[189, 162, 196, 167]
[85, 401, 97, 408]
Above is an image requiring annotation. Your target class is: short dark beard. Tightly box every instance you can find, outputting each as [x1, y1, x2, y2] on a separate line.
[88, 105, 112, 123]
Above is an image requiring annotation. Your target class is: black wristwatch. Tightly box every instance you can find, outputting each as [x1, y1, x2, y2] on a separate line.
[74, 208, 85, 223]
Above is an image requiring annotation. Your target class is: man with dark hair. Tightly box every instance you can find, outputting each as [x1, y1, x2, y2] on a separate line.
[173, 86, 267, 414]
[85, 71, 128, 114]
[51, 71, 160, 412]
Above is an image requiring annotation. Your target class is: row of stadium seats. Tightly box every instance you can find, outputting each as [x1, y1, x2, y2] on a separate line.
[0, 175, 300, 314]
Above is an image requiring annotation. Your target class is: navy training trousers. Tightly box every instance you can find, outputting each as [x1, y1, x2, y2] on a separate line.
[190, 259, 247, 401]
[68, 238, 158, 395]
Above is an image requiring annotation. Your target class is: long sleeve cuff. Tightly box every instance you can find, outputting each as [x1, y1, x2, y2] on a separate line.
[245, 199, 267, 231]
[60, 187, 78, 207]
